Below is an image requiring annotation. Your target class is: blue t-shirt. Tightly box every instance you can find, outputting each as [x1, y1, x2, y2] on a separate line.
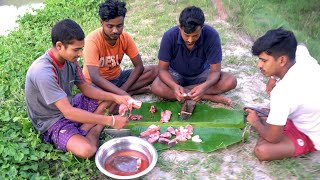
[158, 25, 222, 77]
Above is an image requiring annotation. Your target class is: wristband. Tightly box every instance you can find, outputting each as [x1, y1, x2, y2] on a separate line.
[111, 115, 115, 126]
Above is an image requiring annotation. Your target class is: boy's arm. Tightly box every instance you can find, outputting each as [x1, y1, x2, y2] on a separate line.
[77, 82, 133, 105]
[245, 108, 284, 143]
[119, 54, 144, 91]
[55, 97, 113, 125]
[158, 60, 186, 101]
[188, 63, 221, 101]
[87, 65, 128, 95]
[54, 97, 129, 129]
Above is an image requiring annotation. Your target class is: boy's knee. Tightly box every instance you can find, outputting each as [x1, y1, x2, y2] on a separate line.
[254, 144, 270, 161]
[228, 75, 237, 89]
[150, 79, 160, 94]
[75, 144, 97, 159]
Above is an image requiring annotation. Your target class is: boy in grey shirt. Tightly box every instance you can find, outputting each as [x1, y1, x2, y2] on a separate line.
[25, 19, 133, 159]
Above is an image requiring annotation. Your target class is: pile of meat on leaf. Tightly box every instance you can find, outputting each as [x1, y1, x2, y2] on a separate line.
[118, 100, 202, 147]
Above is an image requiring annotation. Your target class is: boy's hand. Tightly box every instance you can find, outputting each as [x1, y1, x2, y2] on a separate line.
[114, 95, 134, 106]
[244, 108, 260, 126]
[173, 85, 187, 102]
[111, 115, 129, 129]
[188, 84, 206, 101]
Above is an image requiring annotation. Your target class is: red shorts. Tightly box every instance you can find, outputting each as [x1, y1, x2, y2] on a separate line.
[284, 120, 316, 156]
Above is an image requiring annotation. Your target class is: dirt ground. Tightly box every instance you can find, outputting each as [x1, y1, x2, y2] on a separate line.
[126, 2, 320, 180]
[133, 24, 274, 179]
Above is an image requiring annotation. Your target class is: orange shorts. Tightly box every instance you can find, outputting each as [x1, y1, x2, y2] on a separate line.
[284, 120, 316, 156]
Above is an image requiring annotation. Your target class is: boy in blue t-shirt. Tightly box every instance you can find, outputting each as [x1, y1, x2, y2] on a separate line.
[151, 6, 237, 106]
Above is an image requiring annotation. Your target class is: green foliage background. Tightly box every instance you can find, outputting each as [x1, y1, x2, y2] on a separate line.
[0, 0, 216, 179]
[0, 0, 103, 179]
[223, 0, 320, 62]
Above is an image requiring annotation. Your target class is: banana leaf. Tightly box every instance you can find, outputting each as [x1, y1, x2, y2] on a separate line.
[127, 125, 243, 152]
[129, 102, 244, 128]
[122, 102, 244, 152]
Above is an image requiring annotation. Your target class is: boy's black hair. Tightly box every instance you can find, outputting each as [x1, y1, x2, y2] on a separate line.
[99, 0, 127, 21]
[252, 28, 297, 61]
[179, 6, 205, 34]
[51, 19, 85, 46]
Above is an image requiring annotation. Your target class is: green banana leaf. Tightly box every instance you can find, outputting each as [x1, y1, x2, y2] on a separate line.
[129, 102, 244, 128]
[127, 125, 243, 152]
[122, 102, 244, 152]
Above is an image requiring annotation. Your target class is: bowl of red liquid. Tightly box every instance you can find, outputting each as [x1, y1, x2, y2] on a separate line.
[95, 136, 158, 179]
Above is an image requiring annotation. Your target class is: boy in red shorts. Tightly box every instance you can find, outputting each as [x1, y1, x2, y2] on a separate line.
[245, 28, 320, 161]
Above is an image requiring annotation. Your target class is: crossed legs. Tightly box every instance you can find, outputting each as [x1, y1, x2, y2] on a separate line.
[254, 136, 295, 161]
[66, 101, 109, 158]
[151, 71, 237, 105]
[126, 65, 158, 95]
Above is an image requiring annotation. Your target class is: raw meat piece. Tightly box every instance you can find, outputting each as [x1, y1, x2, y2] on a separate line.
[119, 104, 129, 116]
[147, 133, 160, 144]
[159, 131, 172, 138]
[167, 127, 176, 135]
[140, 125, 160, 137]
[129, 115, 143, 121]
[149, 105, 156, 113]
[158, 137, 170, 144]
[118, 99, 142, 116]
[168, 139, 178, 147]
[128, 99, 142, 109]
[185, 124, 193, 133]
[160, 110, 172, 123]
[175, 125, 193, 142]
[175, 136, 188, 142]
[112, 156, 141, 172]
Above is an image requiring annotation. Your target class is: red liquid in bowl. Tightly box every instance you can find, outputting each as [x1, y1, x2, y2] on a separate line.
[104, 150, 150, 176]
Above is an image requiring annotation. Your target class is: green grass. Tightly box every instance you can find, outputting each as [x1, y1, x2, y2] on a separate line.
[202, 155, 223, 174]
[0, 0, 216, 179]
[266, 157, 318, 179]
[223, 0, 320, 62]
[1, 0, 318, 179]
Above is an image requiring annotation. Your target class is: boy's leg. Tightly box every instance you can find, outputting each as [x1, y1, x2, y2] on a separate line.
[254, 136, 295, 161]
[151, 76, 177, 100]
[111, 65, 158, 95]
[43, 95, 110, 159]
[201, 72, 236, 105]
[80, 101, 109, 131]
[182, 71, 236, 105]
[66, 101, 109, 158]
[126, 65, 158, 95]
[151, 68, 183, 100]
[254, 120, 316, 161]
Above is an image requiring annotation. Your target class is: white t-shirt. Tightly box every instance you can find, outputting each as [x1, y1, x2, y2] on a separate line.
[267, 46, 320, 150]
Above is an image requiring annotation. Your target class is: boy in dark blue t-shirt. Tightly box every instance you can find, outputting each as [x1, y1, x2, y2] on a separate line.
[151, 6, 237, 106]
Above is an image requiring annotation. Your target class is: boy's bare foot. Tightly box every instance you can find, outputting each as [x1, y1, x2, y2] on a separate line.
[203, 94, 232, 105]
[128, 85, 151, 95]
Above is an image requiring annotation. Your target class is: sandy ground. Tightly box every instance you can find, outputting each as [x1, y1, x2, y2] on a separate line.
[133, 27, 274, 179]
[97, 1, 320, 179]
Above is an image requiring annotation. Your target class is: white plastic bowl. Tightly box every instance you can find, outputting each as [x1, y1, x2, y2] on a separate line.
[95, 136, 158, 179]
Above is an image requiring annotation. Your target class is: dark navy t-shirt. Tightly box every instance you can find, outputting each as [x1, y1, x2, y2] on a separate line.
[158, 25, 222, 77]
